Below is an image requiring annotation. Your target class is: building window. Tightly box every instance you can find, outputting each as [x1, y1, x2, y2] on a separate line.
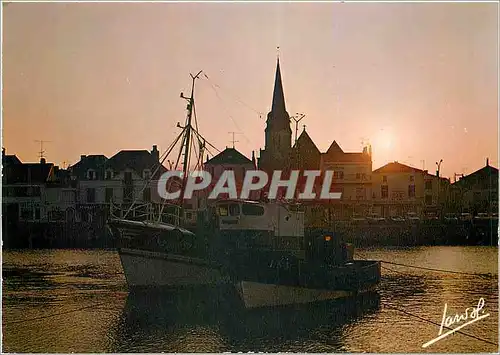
[87, 169, 96, 180]
[143, 188, 151, 202]
[105, 170, 113, 180]
[425, 180, 433, 190]
[408, 185, 416, 198]
[242, 203, 265, 216]
[381, 185, 388, 199]
[333, 171, 344, 179]
[229, 203, 240, 216]
[382, 175, 387, 183]
[86, 188, 96, 203]
[124, 171, 133, 184]
[410, 175, 414, 182]
[105, 188, 114, 203]
[143, 169, 151, 181]
[425, 194, 433, 205]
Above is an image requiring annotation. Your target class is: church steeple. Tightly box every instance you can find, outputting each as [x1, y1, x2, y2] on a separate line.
[260, 56, 292, 173]
[272, 58, 286, 113]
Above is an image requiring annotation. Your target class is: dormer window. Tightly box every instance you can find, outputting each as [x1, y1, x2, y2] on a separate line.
[143, 169, 151, 180]
[87, 169, 96, 180]
[105, 170, 113, 180]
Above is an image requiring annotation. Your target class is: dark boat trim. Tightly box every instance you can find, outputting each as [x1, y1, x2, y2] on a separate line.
[119, 247, 222, 268]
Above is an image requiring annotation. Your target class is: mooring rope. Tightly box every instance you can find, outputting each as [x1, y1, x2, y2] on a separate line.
[355, 252, 496, 279]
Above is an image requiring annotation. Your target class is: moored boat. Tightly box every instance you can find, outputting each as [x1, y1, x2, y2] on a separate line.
[108, 198, 381, 308]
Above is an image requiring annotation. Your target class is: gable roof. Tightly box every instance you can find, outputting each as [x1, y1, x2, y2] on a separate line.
[69, 155, 108, 179]
[453, 164, 498, 187]
[322, 140, 371, 163]
[326, 141, 344, 155]
[106, 150, 166, 178]
[4, 163, 55, 184]
[293, 130, 320, 154]
[3, 154, 22, 166]
[205, 147, 253, 166]
[373, 161, 425, 174]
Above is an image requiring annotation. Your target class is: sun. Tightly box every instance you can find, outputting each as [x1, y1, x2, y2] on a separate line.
[372, 128, 395, 163]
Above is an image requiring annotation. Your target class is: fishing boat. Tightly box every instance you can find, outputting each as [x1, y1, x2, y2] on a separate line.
[107, 71, 381, 308]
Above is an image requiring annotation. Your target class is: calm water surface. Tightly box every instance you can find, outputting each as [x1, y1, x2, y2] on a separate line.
[2, 247, 498, 353]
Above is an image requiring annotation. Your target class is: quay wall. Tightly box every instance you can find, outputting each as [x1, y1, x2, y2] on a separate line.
[2, 218, 498, 249]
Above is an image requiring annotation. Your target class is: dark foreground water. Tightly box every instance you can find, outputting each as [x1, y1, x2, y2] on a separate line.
[2, 247, 498, 353]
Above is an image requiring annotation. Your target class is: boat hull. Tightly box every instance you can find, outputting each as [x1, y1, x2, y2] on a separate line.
[109, 219, 381, 308]
[119, 247, 230, 287]
[237, 263, 379, 308]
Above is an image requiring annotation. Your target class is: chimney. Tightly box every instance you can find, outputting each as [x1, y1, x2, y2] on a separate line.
[252, 151, 256, 167]
[2, 148, 5, 158]
[369, 145, 372, 157]
[206, 155, 209, 163]
[40, 158, 46, 164]
[80, 155, 86, 161]
[151, 145, 159, 162]
[486, 157, 489, 166]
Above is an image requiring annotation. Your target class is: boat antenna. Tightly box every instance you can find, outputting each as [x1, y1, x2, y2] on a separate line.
[179, 70, 203, 199]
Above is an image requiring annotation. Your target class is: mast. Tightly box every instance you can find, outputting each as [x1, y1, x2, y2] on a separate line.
[178, 71, 203, 212]
[180, 71, 203, 179]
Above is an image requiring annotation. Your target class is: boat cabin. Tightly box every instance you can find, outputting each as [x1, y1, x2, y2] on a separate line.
[214, 200, 305, 259]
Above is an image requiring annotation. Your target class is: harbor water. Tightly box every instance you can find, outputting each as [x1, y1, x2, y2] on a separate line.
[2, 246, 498, 353]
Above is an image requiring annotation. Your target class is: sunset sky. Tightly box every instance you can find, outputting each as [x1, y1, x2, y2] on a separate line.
[2, 2, 498, 179]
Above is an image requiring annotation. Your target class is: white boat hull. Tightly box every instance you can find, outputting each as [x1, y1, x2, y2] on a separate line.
[237, 280, 376, 308]
[119, 248, 230, 287]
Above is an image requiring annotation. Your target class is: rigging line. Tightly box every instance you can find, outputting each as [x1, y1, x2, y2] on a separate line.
[384, 303, 498, 347]
[203, 77, 252, 145]
[190, 131, 199, 171]
[202, 73, 262, 116]
[5, 301, 109, 326]
[191, 127, 221, 154]
[193, 100, 199, 133]
[123, 129, 186, 219]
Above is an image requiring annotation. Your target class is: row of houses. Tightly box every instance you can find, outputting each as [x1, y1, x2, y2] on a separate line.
[2, 143, 497, 226]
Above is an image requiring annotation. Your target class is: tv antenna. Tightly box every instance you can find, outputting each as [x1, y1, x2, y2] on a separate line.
[228, 132, 241, 149]
[34, 140, 52, 161]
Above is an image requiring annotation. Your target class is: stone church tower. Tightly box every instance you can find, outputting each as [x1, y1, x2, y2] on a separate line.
[258, 58, 292, 173]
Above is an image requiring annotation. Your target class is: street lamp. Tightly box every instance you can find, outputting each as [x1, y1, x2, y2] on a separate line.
[436, 159, 443, 177]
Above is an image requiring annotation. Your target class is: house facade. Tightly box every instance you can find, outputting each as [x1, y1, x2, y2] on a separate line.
[372, 161, 450, 218]
[449, 159, 498, 215]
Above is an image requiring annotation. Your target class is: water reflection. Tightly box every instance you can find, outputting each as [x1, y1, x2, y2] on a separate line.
[113, 287, 381, 352]
[2, 248, 497, 353]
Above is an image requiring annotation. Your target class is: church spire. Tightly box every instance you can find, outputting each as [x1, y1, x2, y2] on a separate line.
[271, 58, 286, 113]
